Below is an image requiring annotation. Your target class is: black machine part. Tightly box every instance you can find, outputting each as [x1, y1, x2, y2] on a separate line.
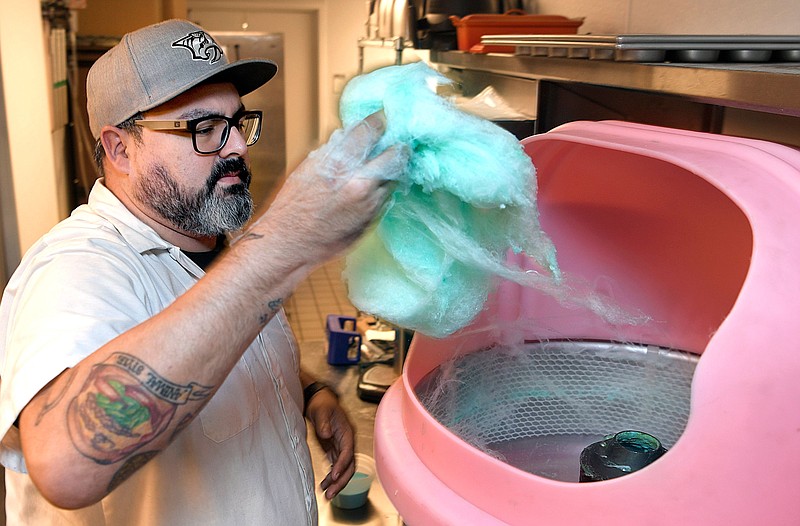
[579, 430, 668, 482]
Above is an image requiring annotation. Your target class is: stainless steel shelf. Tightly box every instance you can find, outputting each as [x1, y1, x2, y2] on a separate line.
[431, 50, 800, 117]
[358, 37, 413, 48]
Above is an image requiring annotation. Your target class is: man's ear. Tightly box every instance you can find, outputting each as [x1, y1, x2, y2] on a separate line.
[99, 126, 133, 174]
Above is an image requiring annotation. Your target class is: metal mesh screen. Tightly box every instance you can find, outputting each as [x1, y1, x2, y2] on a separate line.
[415, 340, 698, 479]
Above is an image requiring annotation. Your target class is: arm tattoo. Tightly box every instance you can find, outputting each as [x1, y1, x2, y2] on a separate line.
[107, 451, 158, 493]
[35, 368, 77, 425]
[67, 353, 213, 465]
[259, 298, 284, 324]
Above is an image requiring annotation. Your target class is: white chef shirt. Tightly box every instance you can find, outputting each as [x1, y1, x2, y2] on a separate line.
[0, 180, 317, 525]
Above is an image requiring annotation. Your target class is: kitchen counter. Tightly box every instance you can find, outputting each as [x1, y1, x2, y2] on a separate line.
[431, 50, 800, 117]
[300, 339, 403, 526]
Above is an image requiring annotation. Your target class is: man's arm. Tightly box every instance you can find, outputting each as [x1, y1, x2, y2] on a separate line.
[299, 369, 357, 500]
[18, 112, 407, 509]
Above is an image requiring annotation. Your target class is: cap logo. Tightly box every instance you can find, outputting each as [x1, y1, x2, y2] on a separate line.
[171, 30, 223, 64]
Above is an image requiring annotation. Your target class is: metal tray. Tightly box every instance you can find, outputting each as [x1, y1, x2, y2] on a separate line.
[479, 34, 800, 63]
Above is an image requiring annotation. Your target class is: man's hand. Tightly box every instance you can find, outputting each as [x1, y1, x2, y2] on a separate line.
[251, 111, 410, 271]
[304, 389, 356, 499]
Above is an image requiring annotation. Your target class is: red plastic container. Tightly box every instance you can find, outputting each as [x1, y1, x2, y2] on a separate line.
[450, 11, 584, 53]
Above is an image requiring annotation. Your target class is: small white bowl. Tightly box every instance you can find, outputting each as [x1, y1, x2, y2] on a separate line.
[331, 453, 376, 509]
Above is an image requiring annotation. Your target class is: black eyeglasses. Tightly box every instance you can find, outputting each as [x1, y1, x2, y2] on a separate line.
[134, 110, 263, 154]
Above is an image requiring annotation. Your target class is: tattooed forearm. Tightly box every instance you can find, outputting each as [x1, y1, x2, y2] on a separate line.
[107, 451, 159, 493]
[66, 353, 213, 465]
[259, 298, 284, 324]
[35, 368, 78, 425]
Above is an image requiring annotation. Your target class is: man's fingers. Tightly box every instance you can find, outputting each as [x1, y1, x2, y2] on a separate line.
[319, 110, 388, 170]
[357, 143, 410, 182]
[359, 109, 387, 137]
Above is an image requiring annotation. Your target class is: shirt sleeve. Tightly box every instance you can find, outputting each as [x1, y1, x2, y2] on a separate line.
[0, 242, 155, 471]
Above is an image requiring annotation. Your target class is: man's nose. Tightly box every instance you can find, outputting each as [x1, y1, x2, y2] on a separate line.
[219, 126, 248, 157]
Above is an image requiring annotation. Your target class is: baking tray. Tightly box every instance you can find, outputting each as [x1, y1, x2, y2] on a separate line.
[479, 34, 800, 62]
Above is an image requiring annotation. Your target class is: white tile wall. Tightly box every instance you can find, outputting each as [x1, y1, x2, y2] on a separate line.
[536, 0, 800, 35]
[536, 0, 634, 35]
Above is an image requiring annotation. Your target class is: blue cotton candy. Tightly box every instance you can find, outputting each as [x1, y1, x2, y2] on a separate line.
[338, 62, 630, 338]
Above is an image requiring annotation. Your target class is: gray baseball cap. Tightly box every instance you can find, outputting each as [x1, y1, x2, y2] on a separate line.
[86, 19, 277, 138]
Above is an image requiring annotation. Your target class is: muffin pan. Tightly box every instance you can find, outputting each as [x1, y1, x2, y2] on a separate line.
[478, 34, 800, 62]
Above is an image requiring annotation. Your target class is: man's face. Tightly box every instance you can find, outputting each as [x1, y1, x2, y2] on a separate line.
[127, 82, 255, 238]
[134, 153, 253, 237]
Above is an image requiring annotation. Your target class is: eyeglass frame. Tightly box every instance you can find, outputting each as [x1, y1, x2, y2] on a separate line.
[133, 110, 263, 154]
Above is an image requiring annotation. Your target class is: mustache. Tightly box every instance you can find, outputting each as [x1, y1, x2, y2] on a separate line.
[207, 157, 252, 190]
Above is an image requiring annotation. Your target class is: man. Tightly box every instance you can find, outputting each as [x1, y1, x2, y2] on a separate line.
[0, 19, 407, 525]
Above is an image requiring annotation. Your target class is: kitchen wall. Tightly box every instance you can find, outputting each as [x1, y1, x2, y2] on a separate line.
[0, 71, 14, 287]
[0, 1, 65, 278]
[536, 0, 799, 35]
[75, 0, 188, 35]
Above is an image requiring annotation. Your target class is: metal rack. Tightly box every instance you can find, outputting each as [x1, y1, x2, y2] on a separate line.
[431, 49, 800, 118]
[479, 34, 800, 63]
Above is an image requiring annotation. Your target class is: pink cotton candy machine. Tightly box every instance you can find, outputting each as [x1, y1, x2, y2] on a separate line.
[374, 121, 800, 525]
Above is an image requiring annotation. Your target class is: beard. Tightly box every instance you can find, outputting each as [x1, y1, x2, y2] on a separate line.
[134, 157, 255, 237]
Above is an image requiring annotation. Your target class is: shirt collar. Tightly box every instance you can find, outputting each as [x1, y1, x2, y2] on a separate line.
[85, 179, 226, 279]
[85, 178, 175, 255]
